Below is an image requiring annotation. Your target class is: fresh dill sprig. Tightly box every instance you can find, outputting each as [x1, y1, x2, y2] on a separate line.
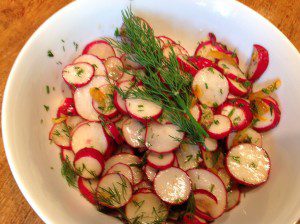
[107, 8, 207, 144]
[61, 155, 77, 188]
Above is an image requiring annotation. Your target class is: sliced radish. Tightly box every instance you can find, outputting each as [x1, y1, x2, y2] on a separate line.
[78, 177, 98, 204]
[264, 96, 279, 108]
[134, 180, 153, 192]
[177, 55, 198, 76]
[57, 98, 78, 117]
[117, 70, 135, 83]
[114, 81, 132, 114]
[125, 192, 168, 223]
[187, 168, 227, 219]
[110, 113, 123, 123]
[226, 185, 241, 211]
[74, 76, 109, 121]
[227, 78, 248, 96]
[154, 167, 191, 204]
[247, 44, 269, 81]
[125, 98, 162, 123]
[120, 54, 142, 69]
[227, 128, 262, 150]
[156, 35, 176, 47]
[218, 60, 246, 81]
[107, 163, 134, 185]
[200, 105, 214, 128]
[122, 118, 146, 148]
[49, 122, 70, 148]
[114, 144, 134, 155]
[145, 122, 184, 153]
[225, 143, 271, 186]
[252, 99, 281, 132]
[62, 62, 94, 88]
[104, 153, 143, 185]
[188, 56, 224, 74]
[73, 54, 107, 76]
[202, 137, 218, 152]
[147, 151, 175, 170]
[217, 168, 232, 191]
[190, 104, 202, 122]
[61, 148, 75, 164]
[104, 56, 124, 81]
[194, 189, 218, 221]
[96, 173, 132, 208]
[144, 164, 158, 182]
[74, 147, 105, 179]
[71, 121, 110, 156]
[218, 104, 250, 132]
[201, 149, 224, 170]
[66, 116, 84, 130]
[163, 44, 188, 59]
[92, 84, 118, 118]
[192, 67, 229, 107]
[183, 213, 207, 224]
[82, 40, 115, 60]
[194, 41, 221, 61]
[115, 115, 130, 130]
[206, 115, 232, 139]
[101, 118, 124, 144]
[175, 144, 202, 171]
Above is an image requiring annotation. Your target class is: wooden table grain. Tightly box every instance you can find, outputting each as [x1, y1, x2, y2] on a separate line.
[0, 0, 299, 223]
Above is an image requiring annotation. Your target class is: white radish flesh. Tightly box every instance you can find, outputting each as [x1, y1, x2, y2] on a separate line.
[104, 153, 143, 185]
[97, 173, 132, 208]
[227, 78, 248, 96]
[203, 137, 218, 152]
[74, 147, 105, 179]
[71, 122, 109, 155]
[175, 144, 202, 171]
[226, 143, 270, 186]
[190, 104, 202, 122]
[147, 151, 175, 170]
[217, 168, 232, 191]
[114, 81, 132, 114]
[66, 116, 85, 131]
[74, 54, 107, 76]
[104, 56, 124, 81]
[219, 104, 248, 131]
[82, 40, 115, 60]
[226, 185, 241, 211]
[192, 67, 229, 107]
[125, 192, 168, 223]
[227, 128, 262, 149]
[207, 115, 232, 140]
[194, 189, 218, 219]
[187, 169, 227, 219]
[145, 122, 184, 153]
[144, 164, 158, 182]
[218, 60, 246, 81]
[61, 148, 75, 170]
[74, 76, 109, 121]
[62, 63, 94, 87]
[107, 163, 134, 185]
[122, 118, 146, 148]
[134, 180, 153, 192]
[154, 167, 191, 204]
[49, 122, 70, 147]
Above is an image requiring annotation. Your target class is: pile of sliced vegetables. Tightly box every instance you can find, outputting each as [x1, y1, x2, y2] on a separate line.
[49, 11, 281, 224]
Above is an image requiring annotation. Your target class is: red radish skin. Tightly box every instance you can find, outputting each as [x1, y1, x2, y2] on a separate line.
[226, 144, 271, 186]
[71, 121, 111, 157]
[194, 41, 221, 61]
[144, 164, 158, 182]
[187, 169, 227, 219]
[147, 151, 175, 170]
[113, 81, 132, 114]
[227, 78, 248, 97]
[57, 98, 78, 117]
[206, 115, 232, 140]
[177, 55, 198, 76]
[73, 54, 107, 76]
[62, 62, 94, 88]
[78, 177, 98, 204]
[107, 163, 134, 185]
[218, 60, 246, 82]
[247, 44, 269, 81]
[226, 185, 241, 211]
[96, 173, 132, 208]
[104, 153, 143, 185]
[125, 192, 168, 223]
[82, 40, 115, 60]
[183, 213, 207, 224]
[104, 56, 124, 81]
[122, 118, 146, 148]
[253, 99, 281, 133]
[145, 122, 184, 153]
[110, 113, 123, 123]
[102, 119, 124, 144]
[74, 147, 105, 179]
[188, 56, 224, 74]
[49, 122, 70, 148]
[192, 67, 229, 107]
[74, 76, 109, 121]
[194, 189, 218, 221]
[154, 167, 191, 205]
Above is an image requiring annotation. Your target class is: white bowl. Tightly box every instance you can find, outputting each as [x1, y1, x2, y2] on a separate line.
[2, 0, 300, 223]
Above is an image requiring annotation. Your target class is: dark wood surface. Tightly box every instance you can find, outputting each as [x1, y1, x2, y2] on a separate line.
[0, 0, 299, 223]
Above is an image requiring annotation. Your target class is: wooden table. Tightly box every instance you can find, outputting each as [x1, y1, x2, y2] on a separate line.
[0, 0, 299, 223]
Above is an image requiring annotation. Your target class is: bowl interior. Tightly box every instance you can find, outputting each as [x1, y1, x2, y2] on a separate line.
[3, 0, 300, 223]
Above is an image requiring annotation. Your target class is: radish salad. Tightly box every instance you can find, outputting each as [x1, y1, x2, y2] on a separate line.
[48, 9, 281, 224]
